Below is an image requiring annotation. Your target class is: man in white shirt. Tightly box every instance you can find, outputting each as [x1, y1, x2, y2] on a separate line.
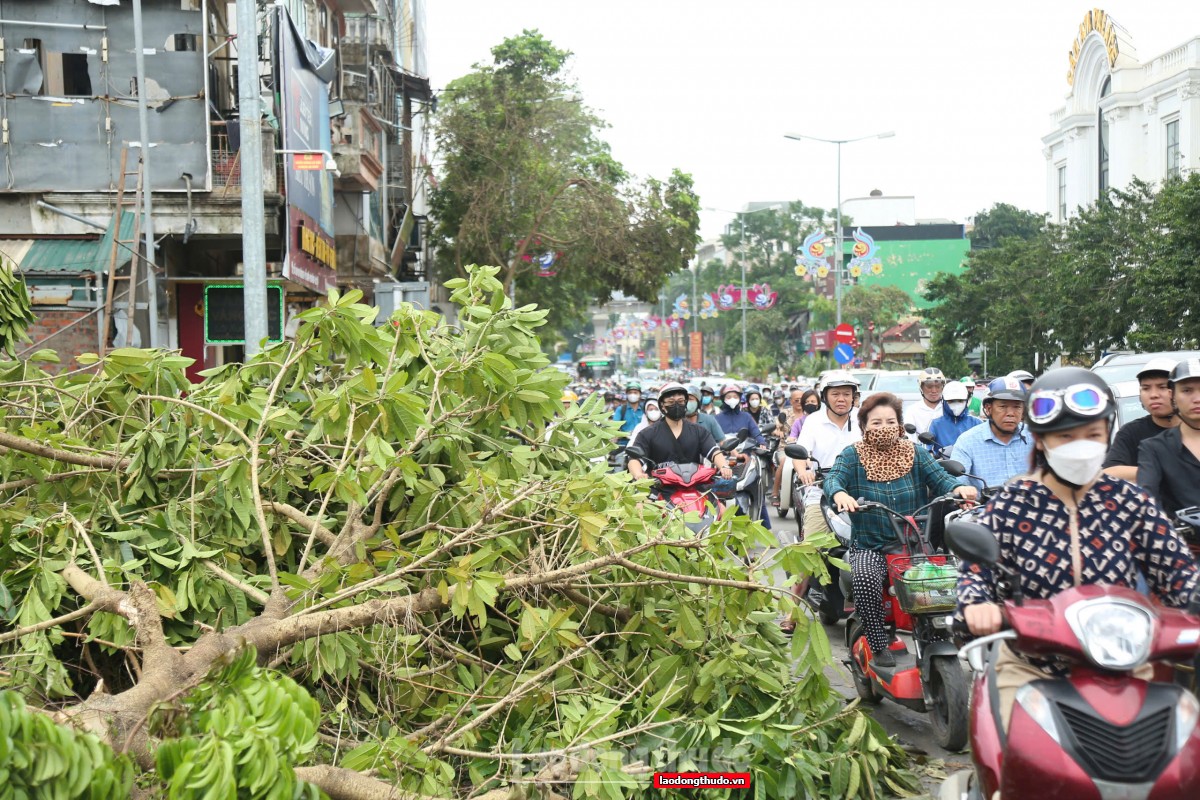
[794, 371, 862, 539]
[903, 367, 948, 435]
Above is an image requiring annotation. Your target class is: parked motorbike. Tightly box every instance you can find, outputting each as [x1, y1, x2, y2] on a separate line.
[938, 520, 1200, 800]
[842, 485, 973, 751]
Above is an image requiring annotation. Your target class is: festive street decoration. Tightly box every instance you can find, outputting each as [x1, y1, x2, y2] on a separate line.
[697, 294, 719, 318]
[746, 283, 778, 309]
[518, 235, 564, 277]
[847, 228, 883, 278]
[715, 285, 740, 311]
[665, 316, 684, 331]
[795, 230, 830, 277]
[670, 293, 691, 321]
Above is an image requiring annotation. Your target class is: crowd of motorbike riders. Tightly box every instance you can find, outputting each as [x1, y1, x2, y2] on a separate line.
[560, 358, 1200, 785]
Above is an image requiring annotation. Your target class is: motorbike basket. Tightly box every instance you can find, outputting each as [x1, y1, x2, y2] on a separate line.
[710, 476, 738, 499]
[889, 554, 960, 615]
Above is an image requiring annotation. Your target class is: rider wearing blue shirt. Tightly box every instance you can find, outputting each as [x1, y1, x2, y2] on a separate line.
[928, 380, 982, 455]
[613, 381, 644, 443]
[715, 384, 765, 444]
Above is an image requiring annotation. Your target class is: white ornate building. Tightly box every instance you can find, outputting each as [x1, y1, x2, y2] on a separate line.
[1044, 9, 1200, 221]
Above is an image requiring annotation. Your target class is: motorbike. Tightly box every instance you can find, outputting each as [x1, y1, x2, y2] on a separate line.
[625, 435, 743, 535]
[938, 519, 1200, 800]
[781, 443, 848, 621]
[841, 487, 974, 751]
[728, 423, 777, 525]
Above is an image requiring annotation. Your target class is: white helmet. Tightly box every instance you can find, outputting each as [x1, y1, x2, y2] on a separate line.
[819, 370, 860, 393]
[942, 381, 969, 402]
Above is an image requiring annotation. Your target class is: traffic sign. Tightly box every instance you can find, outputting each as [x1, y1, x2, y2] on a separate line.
[834, 343, 855, 365]
[834, 323, 855, 344]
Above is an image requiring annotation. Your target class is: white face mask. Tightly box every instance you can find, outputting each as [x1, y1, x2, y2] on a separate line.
[724, 397, 741, 410]
[1043, 439, 1107, 486]
[749, 398, 761, 409]
[645, 408, 662, 422]
[947, 401, 967, 416]
[627, 393, 641, 404]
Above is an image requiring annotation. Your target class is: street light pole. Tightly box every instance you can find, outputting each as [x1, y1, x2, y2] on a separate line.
[783, 131, 895, 327]
[236, 0, 268, 356]
[740, 217, 747, 359]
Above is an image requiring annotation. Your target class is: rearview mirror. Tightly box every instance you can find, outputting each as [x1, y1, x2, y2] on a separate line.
[917, 431, 938, 445]
[738, 427, 750, 441]
[904, 423, 917, 435]
[784, 444, 809, 461]
[940, 459, 966, 477]
[944, 520, 999, 566]
[760, 422, 778, 436]
[719, 435, 740, 452]
[625, 445, 646, 462]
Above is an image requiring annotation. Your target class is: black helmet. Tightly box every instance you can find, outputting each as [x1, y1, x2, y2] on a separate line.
[1169, 358, 1200, 388]
[1024, 367, 1115, 434]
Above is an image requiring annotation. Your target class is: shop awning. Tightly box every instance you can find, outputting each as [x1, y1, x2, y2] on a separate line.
[0, 212, 135, 274]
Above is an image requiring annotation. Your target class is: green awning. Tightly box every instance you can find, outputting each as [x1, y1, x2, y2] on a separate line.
[11, 212, 136, 275]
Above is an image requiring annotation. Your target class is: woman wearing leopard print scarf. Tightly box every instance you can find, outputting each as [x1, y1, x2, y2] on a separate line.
[823, 393, 978, 667]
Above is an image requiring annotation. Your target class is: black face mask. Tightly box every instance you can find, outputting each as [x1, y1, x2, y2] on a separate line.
[804, 404, 819, 414]
[663, 403, 687, 421]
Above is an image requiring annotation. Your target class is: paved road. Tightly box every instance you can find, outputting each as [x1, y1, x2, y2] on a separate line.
[763, 503, 971, 796]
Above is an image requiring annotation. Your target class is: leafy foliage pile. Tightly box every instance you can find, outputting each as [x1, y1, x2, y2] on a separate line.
[925, 180, 1200, 373]
[0, 266, 918, 798]
[0, 690, 133, 798]
[0, 259, 34, 357]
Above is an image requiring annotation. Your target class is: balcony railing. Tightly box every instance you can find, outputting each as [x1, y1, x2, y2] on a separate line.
[210, 120, 280, 196]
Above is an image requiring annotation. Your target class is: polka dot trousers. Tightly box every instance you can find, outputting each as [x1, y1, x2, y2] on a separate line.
[849, 547, 890, 654]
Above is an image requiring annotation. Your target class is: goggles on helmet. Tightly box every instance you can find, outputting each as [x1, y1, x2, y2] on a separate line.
[1028, 384, 1109, 424]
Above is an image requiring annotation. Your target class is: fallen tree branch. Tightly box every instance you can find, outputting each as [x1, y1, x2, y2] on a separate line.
[0, 600, 101, 644]
[554, 586, 632, 624]
[264, 501, 338, 547]
[0, 429, 127, 470]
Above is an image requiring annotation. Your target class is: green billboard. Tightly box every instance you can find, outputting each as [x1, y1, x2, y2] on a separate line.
[850, 238, 970, 309]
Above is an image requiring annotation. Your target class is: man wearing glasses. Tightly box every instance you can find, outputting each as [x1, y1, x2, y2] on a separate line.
[627, 383, 734, 481]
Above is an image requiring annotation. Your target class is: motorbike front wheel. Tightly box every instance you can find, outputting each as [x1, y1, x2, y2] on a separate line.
[928, 656, 970, 751]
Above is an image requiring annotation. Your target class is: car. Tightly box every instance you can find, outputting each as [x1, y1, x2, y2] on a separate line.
[849, 369, 883, 393]
[1091, 350, 1200, 385]
[861, 369, 925, 406]
[1109, 379, 1147, 435]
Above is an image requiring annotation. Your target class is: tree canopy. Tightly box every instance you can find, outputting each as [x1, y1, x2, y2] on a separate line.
[0, 266, 920, 799]
[924, 180, 1200, 373]
[430, 31, 700, 340]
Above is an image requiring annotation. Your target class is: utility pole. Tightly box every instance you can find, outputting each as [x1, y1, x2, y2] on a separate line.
[131, 0, 160, 347]
[236, 0, 269, 355]
[740, 217, 747, 358]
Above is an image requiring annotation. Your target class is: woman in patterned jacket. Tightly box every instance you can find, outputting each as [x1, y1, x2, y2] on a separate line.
[957, 367, 1199, 730]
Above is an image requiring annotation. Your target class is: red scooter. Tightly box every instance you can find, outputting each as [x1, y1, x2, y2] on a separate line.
[939, 520, 1200, 800]
[626, 435, 742, 534]
[843, 491, 973, 750]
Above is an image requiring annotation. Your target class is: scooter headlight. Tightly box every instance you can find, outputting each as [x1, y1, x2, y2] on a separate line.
[1015, 684, 1063, 745]
[1066, 599, 1155, 671]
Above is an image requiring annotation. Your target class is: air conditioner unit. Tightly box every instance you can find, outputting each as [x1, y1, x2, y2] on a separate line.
[918, 328, 931, 338]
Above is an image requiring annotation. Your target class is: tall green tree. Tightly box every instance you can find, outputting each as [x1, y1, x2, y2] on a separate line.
[431, 31, 700, 338]
[969, 203, 1048, 249]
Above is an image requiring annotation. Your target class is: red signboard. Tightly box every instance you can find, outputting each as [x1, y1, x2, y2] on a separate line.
[811, 331, 831, 351]
[834, 323, 856, 344]
[689, 332, 703, 371]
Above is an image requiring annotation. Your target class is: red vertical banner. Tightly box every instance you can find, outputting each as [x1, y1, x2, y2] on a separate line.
[658, 339, 669, 371]
[689, 332, 703, 371]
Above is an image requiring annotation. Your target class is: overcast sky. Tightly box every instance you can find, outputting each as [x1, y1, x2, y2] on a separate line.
[425, 2, 1200, 241]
